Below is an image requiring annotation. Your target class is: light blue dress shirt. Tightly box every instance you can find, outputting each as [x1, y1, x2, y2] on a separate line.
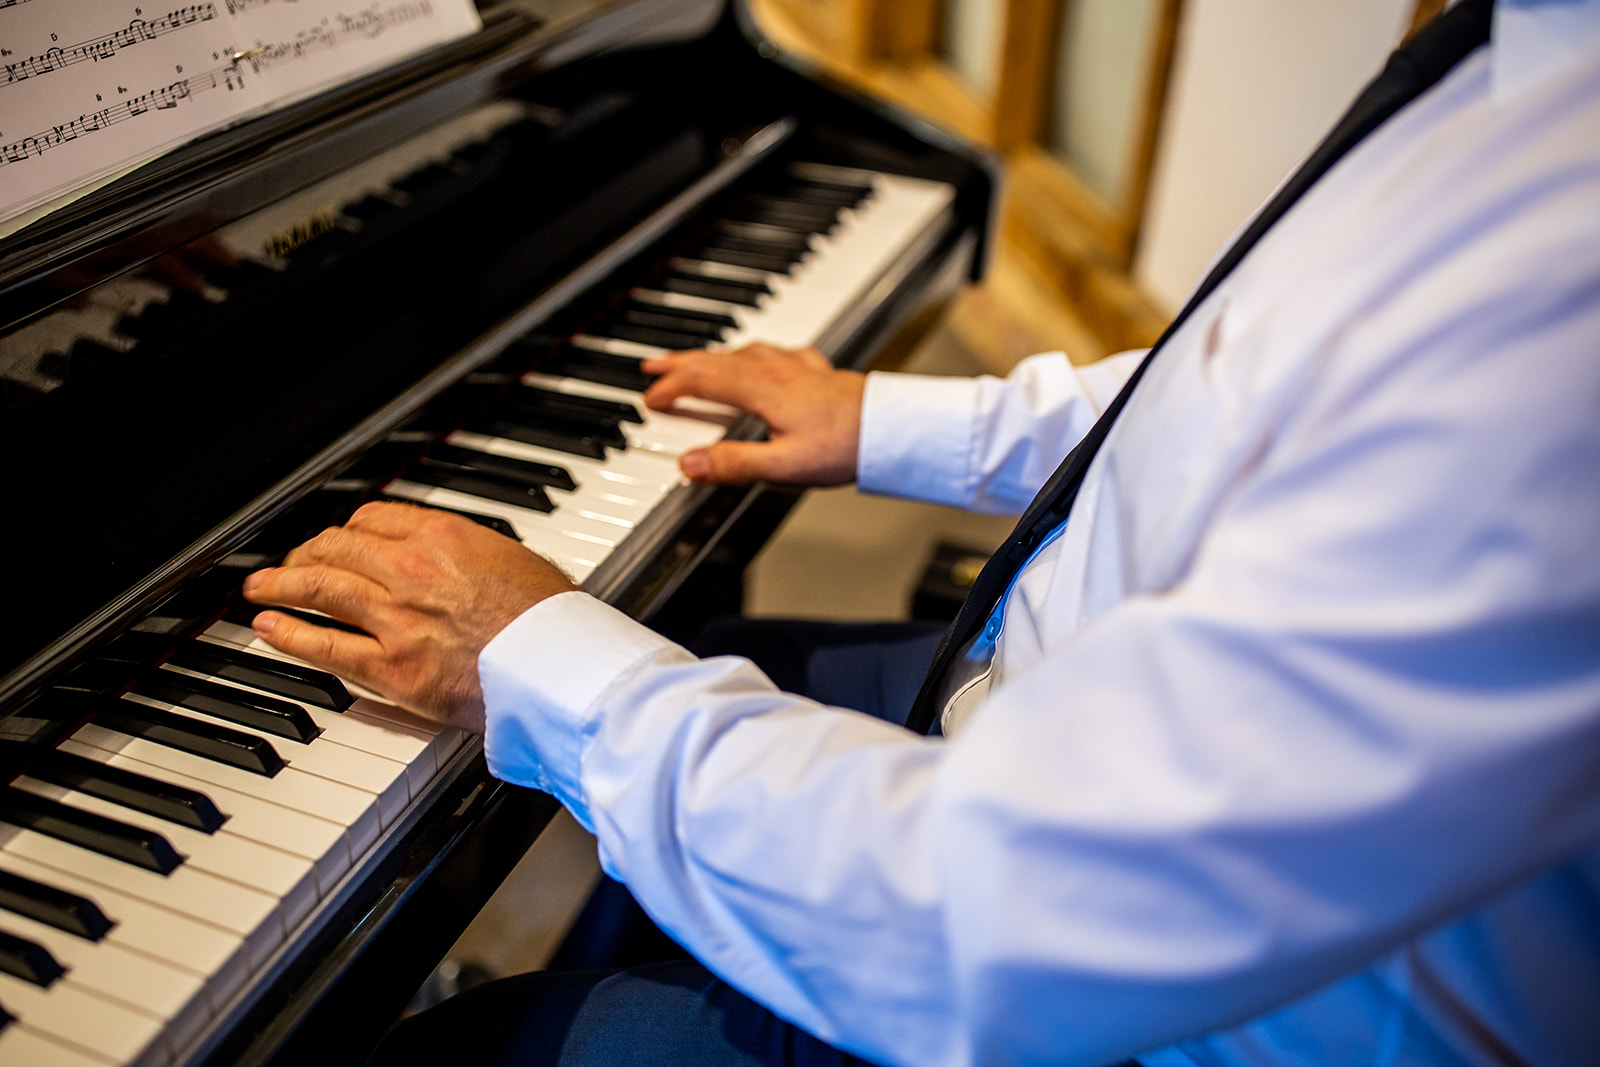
[480, 4, 1600, 1064]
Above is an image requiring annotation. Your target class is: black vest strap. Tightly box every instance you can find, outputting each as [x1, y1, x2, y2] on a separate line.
[903, 0, 1495, 735]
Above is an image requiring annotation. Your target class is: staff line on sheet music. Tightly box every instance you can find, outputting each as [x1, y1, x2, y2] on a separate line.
[2, 5, 219, 91]
[0, 62, 246, 167]
[1, 1, 438, 168]
[231, 1, 436, 71]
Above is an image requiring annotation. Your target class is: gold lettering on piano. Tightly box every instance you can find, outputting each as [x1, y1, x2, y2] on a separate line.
[263, 207, 339, 258]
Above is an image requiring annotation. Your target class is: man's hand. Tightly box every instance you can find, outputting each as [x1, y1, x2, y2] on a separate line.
[642, 342, 866, 485]
[242, 502, 579, 733]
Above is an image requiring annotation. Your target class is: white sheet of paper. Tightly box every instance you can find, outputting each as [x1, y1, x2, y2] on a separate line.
[0, 0, 483, 227]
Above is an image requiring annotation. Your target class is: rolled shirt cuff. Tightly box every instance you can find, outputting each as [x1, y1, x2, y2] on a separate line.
[479, 590, 685, 829]
[857, 370, 981, 508]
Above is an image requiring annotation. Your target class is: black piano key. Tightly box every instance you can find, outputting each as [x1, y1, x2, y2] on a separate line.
[49, 659, 133, 701]
[623, 302, 737, 333]
[694, 245, 796, 274]
[405, 458, 556, 513]
[380, 498, 521, 540]
[592, 323, 715, 352]
[430, 443, 577, 492]
[660, 276, 766, 307]
[0, 929, 66, 987]
[341, 194, 403, 223]
[115, 289, 214, 344]
[95, 631, 176, 669]
[515, 384, 644, 425]
[0, 868, 113, 942]
[495, 401, 628, 449]
[714, 222, 814, 251]
[0, 693, 93, 752]
[746, 194, 843, 222]
[132, 673, 321, 745]
[778, 180, 873, 206]
[100, 700, 285, 778]
[474, 418, 610, 460]
[735, 203, 837, 231]
[220, 602, 373, 640]
[30, 749, 226, 834]
[0, 787, 183, 876]
[167, 640, 354, 711]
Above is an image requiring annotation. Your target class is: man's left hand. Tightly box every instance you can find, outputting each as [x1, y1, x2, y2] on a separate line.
[242, 501, 578, 733]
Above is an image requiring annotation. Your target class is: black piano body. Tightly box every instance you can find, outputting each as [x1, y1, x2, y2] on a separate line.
[0, 2, 994, 1063]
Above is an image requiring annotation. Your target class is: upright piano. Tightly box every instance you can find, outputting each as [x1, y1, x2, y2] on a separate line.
[0, 2, 994, 1063]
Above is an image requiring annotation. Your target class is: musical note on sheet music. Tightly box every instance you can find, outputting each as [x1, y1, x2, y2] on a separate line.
[0, 0, 481, 228]
[2, 5, 218, 89]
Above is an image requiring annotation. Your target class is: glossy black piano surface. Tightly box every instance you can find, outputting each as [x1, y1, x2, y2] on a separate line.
[0, 1, 993, 1062]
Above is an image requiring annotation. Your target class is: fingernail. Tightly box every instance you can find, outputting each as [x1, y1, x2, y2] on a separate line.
[252, 612, 277, 636]
[242, 571, 265, 594]
[681, 450, 709, 479]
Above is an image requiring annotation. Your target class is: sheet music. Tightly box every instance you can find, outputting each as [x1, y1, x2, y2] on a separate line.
[0, 0, 482, 227]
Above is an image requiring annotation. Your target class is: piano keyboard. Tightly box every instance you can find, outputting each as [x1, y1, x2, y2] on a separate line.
[0, 156, 955, 1065]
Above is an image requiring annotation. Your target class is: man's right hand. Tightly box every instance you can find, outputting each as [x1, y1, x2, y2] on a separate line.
[641, 342, 867, 486]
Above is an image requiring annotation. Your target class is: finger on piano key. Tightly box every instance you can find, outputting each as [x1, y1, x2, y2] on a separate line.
[121, 694, 412, 827]
[0, 851, 251, 1011]
[70, 722, 382, 859]
[54, 739, 351, 896]
[0, 822, 283, 968]
[0, 968, 167, 1066]
[0, 910, 209, 1055]
[10, 777, 319, 931]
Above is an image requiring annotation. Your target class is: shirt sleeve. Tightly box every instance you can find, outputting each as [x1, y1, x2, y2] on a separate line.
[857, 349, 1144, 513]
[479, 240, 1600, 1067]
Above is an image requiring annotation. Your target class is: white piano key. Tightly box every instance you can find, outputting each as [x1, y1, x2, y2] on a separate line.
[0, 823, 282, 969]
[0, 851, 250, 1012]
[54, 738, 350, 897]
[0, 1024, 115, 1067]
[722, 173, 955, 351]
[570, 334, 668, 360]
[0, 969, 165, 1067]
[629, 286, 753, 319]
[119, 694, 411, 827]
[10, 778, 318, 932]
[665, 257, 777, 288]
[0, 908, 208, 1055]
[70, 723, 382, 860]
[385, 479, 622, 554]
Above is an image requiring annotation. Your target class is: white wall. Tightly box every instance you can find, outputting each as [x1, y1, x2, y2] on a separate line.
[1133, 0, 1414, 310]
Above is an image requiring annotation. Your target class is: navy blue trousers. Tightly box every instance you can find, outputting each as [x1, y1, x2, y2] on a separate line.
[368, 619, 945, 1067]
